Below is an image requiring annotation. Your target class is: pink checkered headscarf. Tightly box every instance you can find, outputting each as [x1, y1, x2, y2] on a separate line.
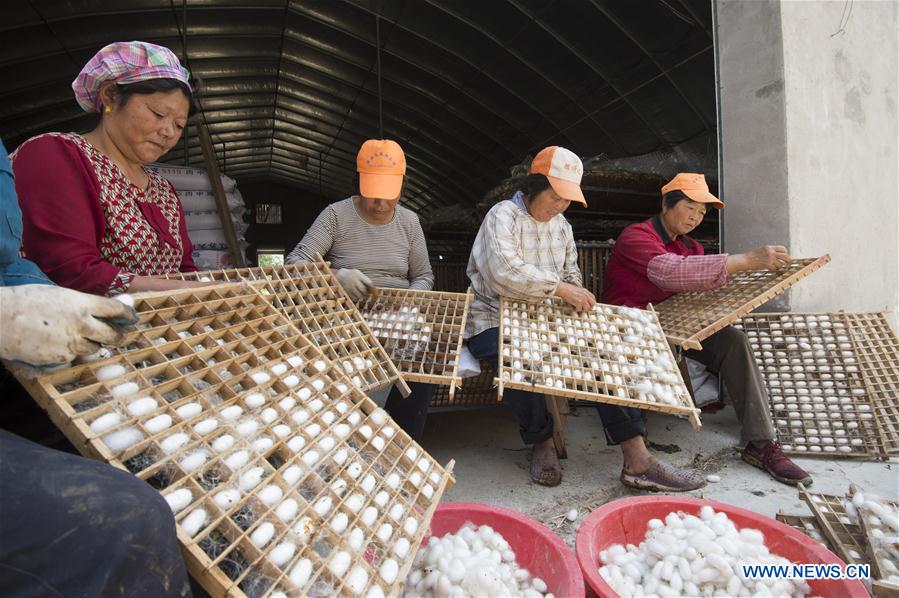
[72, 41, 192, 112]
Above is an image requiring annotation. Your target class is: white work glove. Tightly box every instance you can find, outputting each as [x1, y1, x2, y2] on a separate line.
[0, 285, 137, 367]
[336, 268, 373, 301]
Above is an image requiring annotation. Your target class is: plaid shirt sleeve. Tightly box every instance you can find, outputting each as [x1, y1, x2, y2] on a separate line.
[561, 221, 583, 287]
[646, 253, 729, 292]
[477, 204, 560, 299]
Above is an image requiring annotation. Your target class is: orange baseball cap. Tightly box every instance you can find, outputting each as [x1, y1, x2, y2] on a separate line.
[661, 173, 725, 209]
[529, 146, 587, 207]
[357, 139, 406, 200]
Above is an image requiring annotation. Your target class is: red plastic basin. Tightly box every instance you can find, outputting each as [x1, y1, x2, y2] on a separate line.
[426, 502, 585, 598]
[575, 496, 867, 598]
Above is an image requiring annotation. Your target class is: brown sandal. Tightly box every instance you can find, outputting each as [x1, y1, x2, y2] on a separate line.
[620, 459, 705, 492]
[530, 443, 562, 486]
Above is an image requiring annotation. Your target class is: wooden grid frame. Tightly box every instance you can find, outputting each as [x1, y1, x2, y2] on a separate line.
[775, 512, 834, 551]
[844, 312, 899, 456]
[737, 311, 899, 459]
[798, 485, 869, 567]
[160, 259, 410, 397]
[654, 255, 831, 350]
[857, 496, 899, 589]
[496, 297, 701, 429]
[357, 288, 472, 399]
[16, 283, 454, 598]
[737, 312, 883, 458]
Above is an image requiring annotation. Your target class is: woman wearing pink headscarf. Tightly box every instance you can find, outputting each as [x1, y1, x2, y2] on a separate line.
[12, 41, 208, 296]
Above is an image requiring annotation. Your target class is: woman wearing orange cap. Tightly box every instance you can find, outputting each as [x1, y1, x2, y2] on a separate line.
[465, 146, 597, 486]
[12, 41, 210, 297]
[602, 173, 811, 488]
[286, 139, 436, 441]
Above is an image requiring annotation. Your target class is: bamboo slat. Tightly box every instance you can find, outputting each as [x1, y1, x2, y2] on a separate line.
[655, 255, 831, 350]
[16, 283, 454, 598]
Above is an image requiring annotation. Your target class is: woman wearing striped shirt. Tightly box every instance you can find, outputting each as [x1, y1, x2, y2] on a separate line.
[286, 139, 436, 441]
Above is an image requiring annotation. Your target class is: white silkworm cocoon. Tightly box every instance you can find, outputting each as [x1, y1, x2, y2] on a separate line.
[321, 410, 335, 425]
[346, 493, 365, 513]
[394, 537, 411, 558]
[96, 364, 127, 382]
[283, 375, 300, 387]
[389, 503, 404, 522]
[348, 411, 361, 426]
[370, 408, 388, 426]
[160, 432, 189, 454]
[239, 467, 265, 491]
[165, 488, 192, 513]
[91, 412, 123, 434]
[212, 434, 235, 453]
[314, 359, 328, 372]
[312, 378, 325, 391]
[319, 436, 335, 452]
[301, 450, 320, 466]
[110, 381, 140, 399]
[361, 474, 377, 494]
[362, 506, 379, 527]
[329, 551, 352, 577]
[304, 423, 321, 437]
[270, 363, 288, 376]
[347, 567, 369, 594]
[250, 372, 271, 385]
[404, 517, 418, 535]
[287, 356, 303, 368]
[377, 523, 393, 542]
[258, 484, 283, 506]
[291, 409, 309, 425]
[236, 419, 259, 436]
[260, 408, 278, 424]
[360, 425, 373, 439]
[276, 498, 299, 521]
[282, 465, 303, 485]
[225, 450, 249, 470]
[566, 509, 578, 522]
[244, 393, 266, 408]
[380, 558, 400, 584]
[270, 541, 296, 567]
[251, 522, 275, 548]
[308, 398, 324, 412]
[348, 526, 366, 551]
[213, 488, 241, 509]
[180, 450, 208, 472]
[220, 405, 243, 420]
[193, 417, 218, 435]
[374, 490, 390, 507]
[278, 397, 296, 411]
[289, 558, 313, 587]
[181, 508, 207, 537]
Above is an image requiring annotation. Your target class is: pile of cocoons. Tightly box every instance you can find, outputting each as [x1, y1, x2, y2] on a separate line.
[844, 487, 899, 586]
[403, 524, 552, 598]
[598, 507, 810, 598]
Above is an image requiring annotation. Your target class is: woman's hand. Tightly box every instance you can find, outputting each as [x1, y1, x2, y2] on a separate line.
[554, 281, 596, 312]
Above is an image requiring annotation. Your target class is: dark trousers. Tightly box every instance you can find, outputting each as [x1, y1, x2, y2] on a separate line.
[384, 382, 437, 443]
[597, 326, 776, 445]
[467, 328, 554, 445]
[0, 430, 191, 598]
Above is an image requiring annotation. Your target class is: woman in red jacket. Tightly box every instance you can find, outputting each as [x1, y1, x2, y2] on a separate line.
[12, 41, 209, 296]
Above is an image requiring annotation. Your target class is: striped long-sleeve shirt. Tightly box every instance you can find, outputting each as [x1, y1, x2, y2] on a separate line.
[285, 197, 434, 291]
[465, 192, 582, 338]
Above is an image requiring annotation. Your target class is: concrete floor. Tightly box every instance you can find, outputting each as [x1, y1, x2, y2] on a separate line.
[418, 403, 899, 547]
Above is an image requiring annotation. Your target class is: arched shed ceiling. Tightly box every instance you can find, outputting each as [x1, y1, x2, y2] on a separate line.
[1, 0, 715, 213]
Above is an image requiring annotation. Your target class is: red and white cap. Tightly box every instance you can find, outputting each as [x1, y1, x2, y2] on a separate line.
[529, 146, 587, 207]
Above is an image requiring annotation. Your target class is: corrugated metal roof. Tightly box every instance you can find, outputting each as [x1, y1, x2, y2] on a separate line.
[0, 0, 715, 212]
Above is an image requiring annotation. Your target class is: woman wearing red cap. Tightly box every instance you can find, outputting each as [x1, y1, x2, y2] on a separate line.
[12, 41, 208, 297]
[602, 172, 811, 489]
[286, 139, 436, 441]
[465, 146, 598, 486]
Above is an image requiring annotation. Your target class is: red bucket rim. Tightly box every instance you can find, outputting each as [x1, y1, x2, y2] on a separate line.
[574, 495, 868, 598]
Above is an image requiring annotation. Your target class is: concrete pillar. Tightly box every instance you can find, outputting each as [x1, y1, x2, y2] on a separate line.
[716, 0, 898, 329]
